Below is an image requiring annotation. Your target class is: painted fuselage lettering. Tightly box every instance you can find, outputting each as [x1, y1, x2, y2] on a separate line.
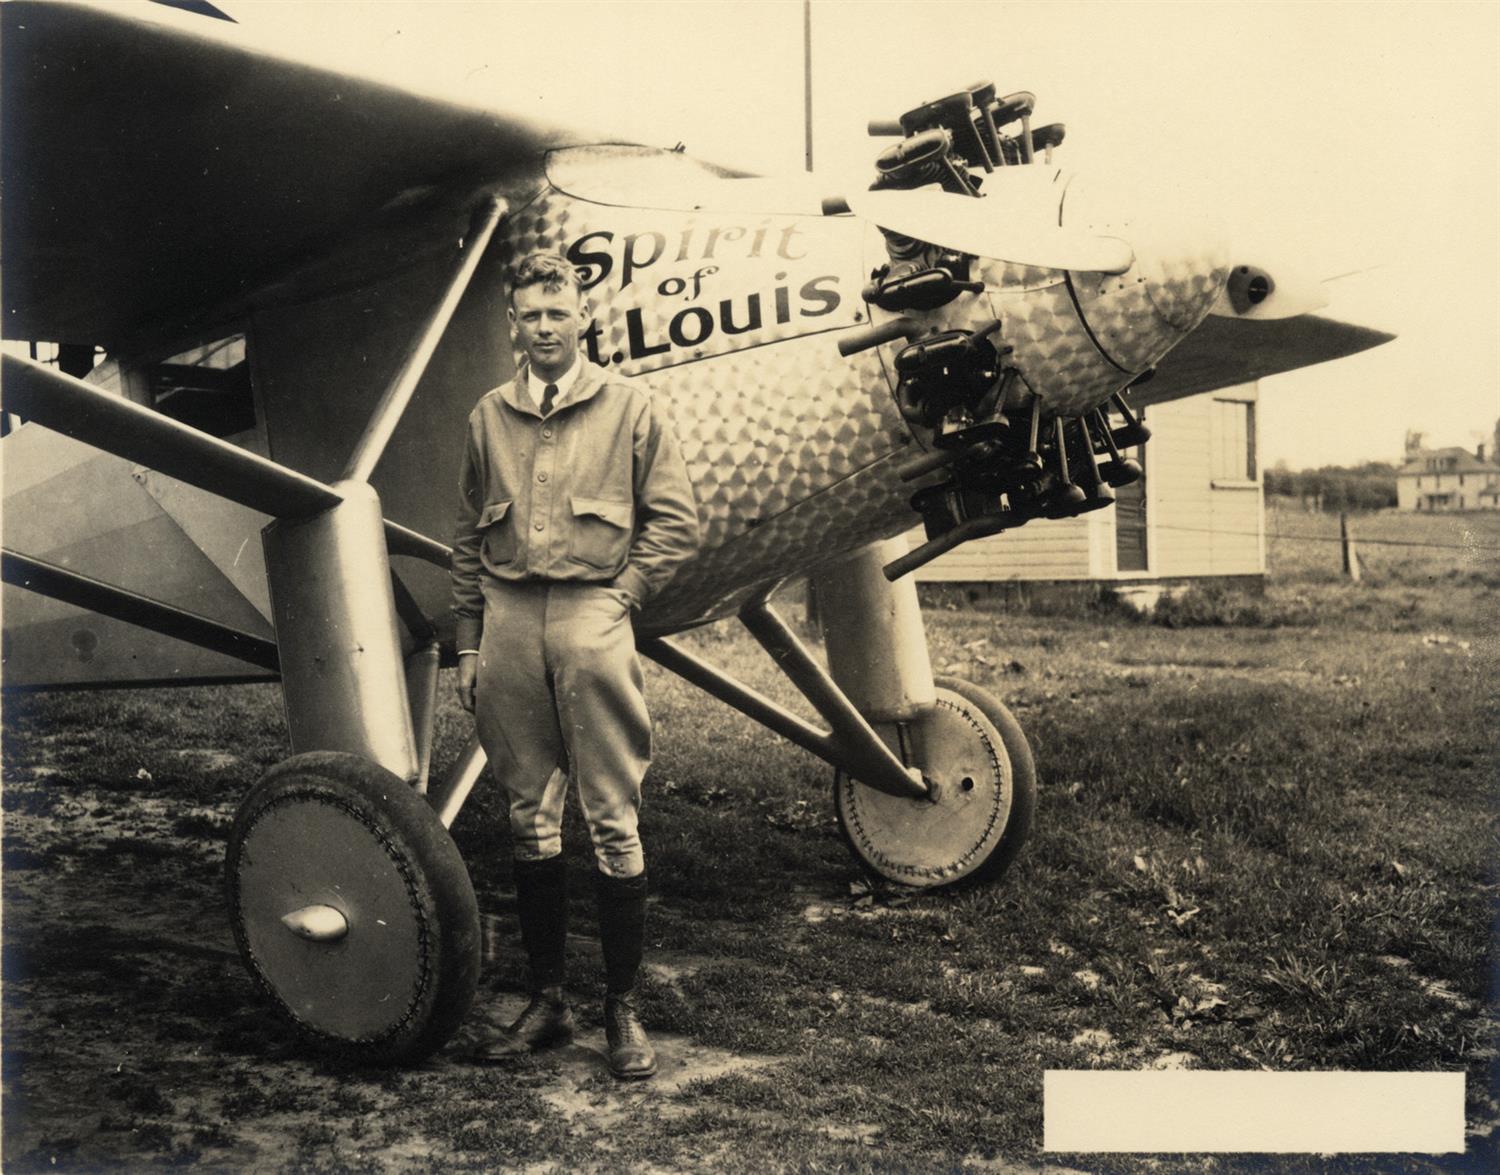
[581, 273, 844, 367]
[566, 221, 810, 291]
[559, 208, 854, 371]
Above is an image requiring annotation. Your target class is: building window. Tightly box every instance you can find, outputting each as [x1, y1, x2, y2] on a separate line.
[1211, 398, 1256, 483]
[144, 334, 254, 438]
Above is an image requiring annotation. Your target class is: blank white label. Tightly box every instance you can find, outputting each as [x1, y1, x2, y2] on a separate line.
[1044, 1071, 1465, 1153]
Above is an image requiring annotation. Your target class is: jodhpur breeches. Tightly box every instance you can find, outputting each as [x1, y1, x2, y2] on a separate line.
[474, 579, 649, 877]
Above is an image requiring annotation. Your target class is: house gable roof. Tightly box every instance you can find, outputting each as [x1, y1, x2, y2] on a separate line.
[1396, 447, 1500, 476]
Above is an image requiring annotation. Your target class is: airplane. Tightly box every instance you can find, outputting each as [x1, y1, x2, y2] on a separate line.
[0, 0, 1394, 1064]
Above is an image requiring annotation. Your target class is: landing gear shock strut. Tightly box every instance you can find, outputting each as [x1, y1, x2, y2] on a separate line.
[813, 543, 1035, 888]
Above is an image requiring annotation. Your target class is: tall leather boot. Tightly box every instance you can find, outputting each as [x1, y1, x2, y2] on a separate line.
[473, 855, 573, 1061]
[595, 869, 657, 1080]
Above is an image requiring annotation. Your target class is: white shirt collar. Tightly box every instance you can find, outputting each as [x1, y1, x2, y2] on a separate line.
[525, 358, 580, 413]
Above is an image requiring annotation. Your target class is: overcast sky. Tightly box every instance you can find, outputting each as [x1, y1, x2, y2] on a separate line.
[180, 0, 1499, 469]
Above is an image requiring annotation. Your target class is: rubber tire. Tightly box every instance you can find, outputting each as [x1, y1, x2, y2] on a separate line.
[933, 675, 1036, 884]
[225, 751, 480, 1065]
[834, 676, 1036, 889]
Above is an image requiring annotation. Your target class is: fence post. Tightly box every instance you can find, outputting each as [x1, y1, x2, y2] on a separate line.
[1340, 512, 1362, 581]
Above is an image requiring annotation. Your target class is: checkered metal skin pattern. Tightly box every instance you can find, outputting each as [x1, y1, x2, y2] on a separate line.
[491, 149, 928, 629]
[1142, 243, 1229, 335]
[985, 260, 1069, 293]
[639, 334, 919, 631]
[648, 451, 922, 632]
[979, 259, 1129, 415]
[1069, 249, 1229, 376]
[483, 148, 1222, 629]
[1071, 270, 1164, 373]
[646, 335, 899, 543]
[1065, 173, 1230, 375]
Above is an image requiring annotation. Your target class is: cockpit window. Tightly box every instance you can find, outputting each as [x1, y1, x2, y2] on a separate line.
[145, 334, 255, 439]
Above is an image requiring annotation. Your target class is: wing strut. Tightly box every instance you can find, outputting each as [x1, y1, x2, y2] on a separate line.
[639, 591, 930, 801]
[0, 549, 279, 672]
[1, 193, 502, 781]
[1, 354, 338, 518]
[1, 354, 455, 570]
[343, 197, 507, 482]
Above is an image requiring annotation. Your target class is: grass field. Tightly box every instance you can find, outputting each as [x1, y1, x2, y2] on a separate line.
[2, 504, 1497, 1171]
[1267, 500, 1500, 589]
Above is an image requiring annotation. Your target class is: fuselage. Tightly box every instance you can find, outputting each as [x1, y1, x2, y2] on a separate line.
[505, 144, 1227, 630]
[0, 141, 1229, 686]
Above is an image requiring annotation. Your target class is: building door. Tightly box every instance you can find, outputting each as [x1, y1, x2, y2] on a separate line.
[1115, 421, 1148, 572]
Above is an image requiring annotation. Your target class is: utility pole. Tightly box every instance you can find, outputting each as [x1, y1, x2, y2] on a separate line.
[802, 0, 816, 628]
[803, 0, 814, 172]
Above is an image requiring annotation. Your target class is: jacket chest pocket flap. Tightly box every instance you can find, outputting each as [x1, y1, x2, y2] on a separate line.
[569, 496, 632, 569]
[480, 500, 516, 564]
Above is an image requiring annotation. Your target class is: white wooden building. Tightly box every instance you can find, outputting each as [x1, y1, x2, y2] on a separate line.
[910, 383, 1264, 593]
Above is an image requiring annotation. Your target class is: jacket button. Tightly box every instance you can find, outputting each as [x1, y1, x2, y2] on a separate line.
[534, 521, 545, 531]
[537, 472, 548, 483]
[541, 428, 553, 439]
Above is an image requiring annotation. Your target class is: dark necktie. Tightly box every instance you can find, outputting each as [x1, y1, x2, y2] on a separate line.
[540, 382, 558, 416]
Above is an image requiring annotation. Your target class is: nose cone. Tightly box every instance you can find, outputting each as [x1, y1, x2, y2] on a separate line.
[1064, 173, 1230, 371]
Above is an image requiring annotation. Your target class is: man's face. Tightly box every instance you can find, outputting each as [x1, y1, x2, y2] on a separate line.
[508, 281, 586, 380]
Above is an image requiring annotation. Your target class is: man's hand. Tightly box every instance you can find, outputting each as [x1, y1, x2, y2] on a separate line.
[457, 652, 478, 713]
[604, 586, 638, 615]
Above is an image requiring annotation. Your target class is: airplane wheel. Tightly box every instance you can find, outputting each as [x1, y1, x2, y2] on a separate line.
[835, 676, 1035, 889]
[225, 751, 481, 1065]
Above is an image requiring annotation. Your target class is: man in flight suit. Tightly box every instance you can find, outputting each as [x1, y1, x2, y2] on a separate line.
[450, 251, 700, 1079]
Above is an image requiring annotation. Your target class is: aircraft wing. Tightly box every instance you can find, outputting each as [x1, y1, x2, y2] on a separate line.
[0, 0, 594, 346]
[1129, 312, 1395, 408]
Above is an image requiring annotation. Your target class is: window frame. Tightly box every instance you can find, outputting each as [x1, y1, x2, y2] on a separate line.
[1209, 396, 1259, 489]
[120, 325, 268, 457]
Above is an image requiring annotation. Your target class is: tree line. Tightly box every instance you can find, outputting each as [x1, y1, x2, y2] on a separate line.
[1263, 462, 1398, 511]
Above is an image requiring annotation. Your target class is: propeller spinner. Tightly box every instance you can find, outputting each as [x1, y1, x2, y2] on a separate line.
[1209, 260, 1330, 320]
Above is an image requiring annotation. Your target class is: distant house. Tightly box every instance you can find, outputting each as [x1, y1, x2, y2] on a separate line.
[1396, 446, 1500, 511]
[910, 382, 1264, 600]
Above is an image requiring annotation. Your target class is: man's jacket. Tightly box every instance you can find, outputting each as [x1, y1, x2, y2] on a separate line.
[450, 361, 701, 650]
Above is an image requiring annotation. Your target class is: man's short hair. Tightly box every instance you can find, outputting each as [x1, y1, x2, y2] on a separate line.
[511, 252, 584, 297]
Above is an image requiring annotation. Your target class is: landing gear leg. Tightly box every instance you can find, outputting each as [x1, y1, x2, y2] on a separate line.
[814, 539, 1036, 888]
[230, 485, 480, 1062]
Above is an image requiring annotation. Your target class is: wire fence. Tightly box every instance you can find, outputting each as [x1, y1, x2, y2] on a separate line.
[1151, 523, 1500, 553]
